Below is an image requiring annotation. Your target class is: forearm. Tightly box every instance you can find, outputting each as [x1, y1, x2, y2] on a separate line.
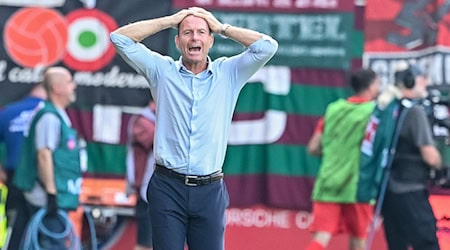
[37, 149, 56, 194]
[307, 132, 322, 157]
[113, 16, 176, 42]
[222, 25, 263, 48]
[113, 8, 195, 42]
[421, 145, 442, 169]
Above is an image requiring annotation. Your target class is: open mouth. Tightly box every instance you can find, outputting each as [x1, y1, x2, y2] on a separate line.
[188, 46, 201, 52]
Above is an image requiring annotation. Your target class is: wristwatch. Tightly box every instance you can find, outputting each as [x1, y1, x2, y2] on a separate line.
[220, 23, 231, 38]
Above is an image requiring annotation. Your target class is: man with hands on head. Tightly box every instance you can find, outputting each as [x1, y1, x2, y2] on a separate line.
[111, 7, 278, 250]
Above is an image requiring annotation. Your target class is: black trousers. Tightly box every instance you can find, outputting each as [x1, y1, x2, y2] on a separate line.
[135, 197, 152, 247]
[5, 170, 28, 250]
[381, 189, 439, 250]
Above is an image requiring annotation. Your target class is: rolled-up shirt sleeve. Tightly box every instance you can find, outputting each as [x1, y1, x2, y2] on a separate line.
[248, 35, 279, 60]
[222, 35, 278, 90]
[110, 32, 173, 87]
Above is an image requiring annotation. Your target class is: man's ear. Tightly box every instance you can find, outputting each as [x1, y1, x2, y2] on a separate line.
[209, 34, 214, 49]
[175, 35, 180, 50]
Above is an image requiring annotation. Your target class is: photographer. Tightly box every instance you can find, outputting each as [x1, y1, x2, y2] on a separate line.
[381, 61, 442, 250]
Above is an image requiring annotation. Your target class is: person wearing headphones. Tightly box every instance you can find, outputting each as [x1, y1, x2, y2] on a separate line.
[381, 61, 442, 250]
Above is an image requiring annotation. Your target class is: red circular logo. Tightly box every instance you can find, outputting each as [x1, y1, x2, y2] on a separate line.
[4, 7, 68, 68]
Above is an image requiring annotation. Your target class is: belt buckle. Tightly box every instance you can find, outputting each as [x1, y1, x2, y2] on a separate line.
[185, 175, 198, 186]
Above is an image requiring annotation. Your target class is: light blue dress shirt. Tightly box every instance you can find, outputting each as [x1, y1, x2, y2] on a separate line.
[111, 32, 278, 175]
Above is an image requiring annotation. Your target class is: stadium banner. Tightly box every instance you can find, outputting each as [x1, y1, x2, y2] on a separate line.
[0, 0, 171, 106]
[223, 65, 351, 210]
[224, 198, 449, 250]
[169, 11, 355, 69]
[172, 0, 354, 12]
[0, 0, 171, 179]
[0, 0, 359, 211]
[364, 0, 450, 87]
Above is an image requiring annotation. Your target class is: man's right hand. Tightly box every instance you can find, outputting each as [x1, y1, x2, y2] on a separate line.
[189, 7, 222, 33]
[170, 9, 195, 28]
[112, 8, 195, 43]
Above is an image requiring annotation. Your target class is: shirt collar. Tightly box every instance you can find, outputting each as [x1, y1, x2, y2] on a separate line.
[176, 56, 213, 74]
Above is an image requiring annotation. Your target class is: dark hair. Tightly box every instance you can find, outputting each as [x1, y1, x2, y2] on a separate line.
[350, 68, 377, 94]
[394, 64, 423, 89]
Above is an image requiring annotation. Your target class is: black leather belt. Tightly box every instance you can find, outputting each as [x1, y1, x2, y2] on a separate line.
[155, 164, 223, 186]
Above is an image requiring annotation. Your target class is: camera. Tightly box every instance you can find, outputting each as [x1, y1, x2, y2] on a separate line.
[430, 167, 450, 188]
[422, 88, 450, 130]
[421, 87, 450, 188]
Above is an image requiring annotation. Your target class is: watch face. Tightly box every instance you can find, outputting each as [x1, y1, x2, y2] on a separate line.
[220, 23, 230, 38]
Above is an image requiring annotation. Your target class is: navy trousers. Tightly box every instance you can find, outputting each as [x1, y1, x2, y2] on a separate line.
[147, 171, 229, 250]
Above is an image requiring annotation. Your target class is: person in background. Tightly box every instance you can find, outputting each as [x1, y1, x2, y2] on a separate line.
[0, 83, 47, 250]
[13, 67, 82, 249]
[306, 69, 380, 250]
[126, 101, 156, 250]
[381, 62, 441, 250]
[111, 6, 278, 250]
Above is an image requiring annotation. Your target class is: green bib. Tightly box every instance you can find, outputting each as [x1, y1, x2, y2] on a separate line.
[14, 102, 81, 210]
[312, 99, 375, 203]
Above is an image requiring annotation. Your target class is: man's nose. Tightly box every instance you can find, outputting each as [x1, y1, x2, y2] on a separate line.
[192, 32, 201, 39]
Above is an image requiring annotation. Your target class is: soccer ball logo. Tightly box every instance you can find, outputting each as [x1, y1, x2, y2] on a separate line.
[4, 7, 118, 71]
